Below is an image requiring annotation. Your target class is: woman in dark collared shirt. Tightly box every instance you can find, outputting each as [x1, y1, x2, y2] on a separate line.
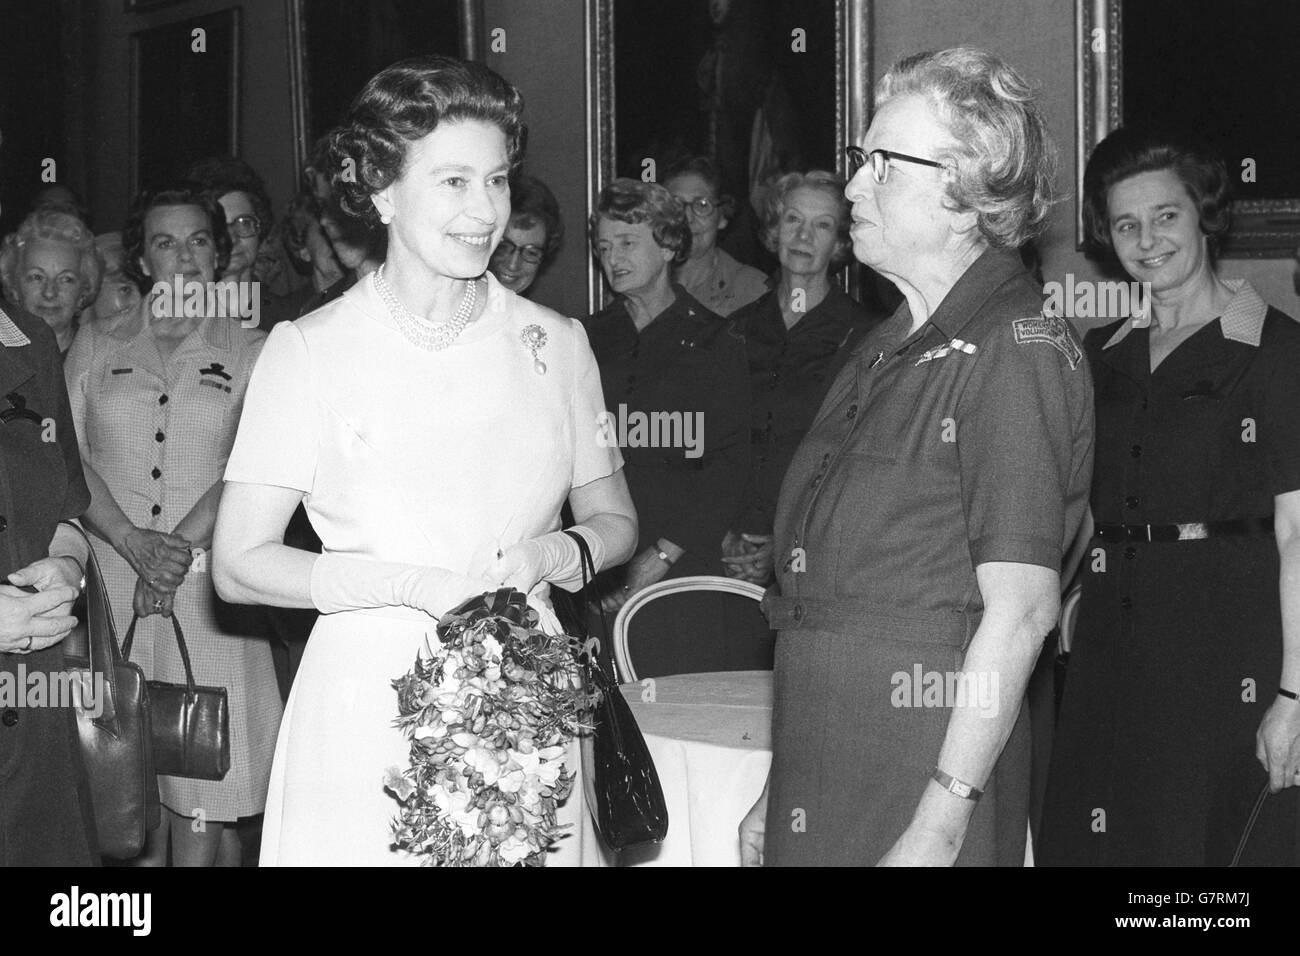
[584, 179, 750, 617]
[0, 297, 97, 866]
[739, 48, 1093, 867]
[723, 170, 883, 585]
[1040, 128, 1300, 866]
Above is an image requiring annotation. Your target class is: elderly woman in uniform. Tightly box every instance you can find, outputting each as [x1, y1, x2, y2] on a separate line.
[1, 209, 104, 356]
[1040, 128, 1300, 866]
[739, 48, 1094, 866]
[65, 183, 282, 866]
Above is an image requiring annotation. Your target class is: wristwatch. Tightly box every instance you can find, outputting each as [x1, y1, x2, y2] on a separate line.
[932, 768, 983, 802]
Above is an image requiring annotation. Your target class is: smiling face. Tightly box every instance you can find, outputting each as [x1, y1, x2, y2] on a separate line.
[776, 185, 841, 278]
[666, 171, 725, 260]
[594, 216, 674, 298]
[845, 94, 963, 280]
[1106, 168, 1210, 294]
[139, 204, 218, 287]
[18, 239, 83, 330]
[372, 118, 511, 281]
[218, 189, 259, 280]
[489, 216, 548, 293]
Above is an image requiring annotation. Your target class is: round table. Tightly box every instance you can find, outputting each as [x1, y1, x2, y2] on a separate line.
[612, 670, 773, 866]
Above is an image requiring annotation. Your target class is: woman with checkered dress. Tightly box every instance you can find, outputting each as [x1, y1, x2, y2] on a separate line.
[64, 184, 282, 866]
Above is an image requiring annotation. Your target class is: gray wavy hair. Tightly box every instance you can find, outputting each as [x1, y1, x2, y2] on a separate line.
[0, 208, 104, 310]
[877, 47, 1057, 249]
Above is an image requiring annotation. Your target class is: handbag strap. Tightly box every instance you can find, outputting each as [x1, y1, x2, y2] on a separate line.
[123, 611, 199, 700]
[1229, 781, 1271, 867]
[563, 529, 617, 685]
[60, 520, 122, 728]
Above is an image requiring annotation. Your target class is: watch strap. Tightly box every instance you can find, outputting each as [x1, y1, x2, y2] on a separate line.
[932, 767, 983, 801]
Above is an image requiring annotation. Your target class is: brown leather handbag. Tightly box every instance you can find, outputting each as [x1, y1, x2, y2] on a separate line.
[61, 524, 162, 860]
[122, 612, 230, 781]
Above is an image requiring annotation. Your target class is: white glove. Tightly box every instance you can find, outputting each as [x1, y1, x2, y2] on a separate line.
[484, 526, 606, 595]
[309, 552, 495, 619]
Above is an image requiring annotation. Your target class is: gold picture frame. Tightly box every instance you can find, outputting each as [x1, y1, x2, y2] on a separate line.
[1076, 0, 1300, 258]
[584, 0, 873, 312]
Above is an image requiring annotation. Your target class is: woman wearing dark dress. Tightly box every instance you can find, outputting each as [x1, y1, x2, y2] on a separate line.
[1039, 128, 1300, 866]
[723, 170, 882, 586]
[738, 48, 1094, 867]
[583, 179, 751, 623]
[0, 296, 98, 865]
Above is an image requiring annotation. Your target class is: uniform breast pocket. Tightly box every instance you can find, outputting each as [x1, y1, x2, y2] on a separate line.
[194, 378, 235, 420]
[181, 381, 238, 448]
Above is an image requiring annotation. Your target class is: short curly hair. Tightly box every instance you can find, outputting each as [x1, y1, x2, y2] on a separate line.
[589, 178, 692, 264]
[0, 209, 104, 310]
[328, 56, 526, 227]
[121, 183, 232, 292]
[1082, 126, 1232, 261]
[186, 155, 275, 241]
[760, 169, 854, 271]
[509, 173, 563, 260]
[877, 47, 1057, 249]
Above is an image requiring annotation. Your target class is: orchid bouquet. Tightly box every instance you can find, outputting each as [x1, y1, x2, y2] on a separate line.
[384, 589, 596, 866]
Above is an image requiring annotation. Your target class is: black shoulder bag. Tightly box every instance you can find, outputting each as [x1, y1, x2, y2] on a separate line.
[563, 529, 668, 850]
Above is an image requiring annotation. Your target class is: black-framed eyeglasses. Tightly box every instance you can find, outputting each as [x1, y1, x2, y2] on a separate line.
[845, 146, 948, 184]
[673, 195, 721, 218]
[228, 214, 261, 239]
[494, 238, 545, 264]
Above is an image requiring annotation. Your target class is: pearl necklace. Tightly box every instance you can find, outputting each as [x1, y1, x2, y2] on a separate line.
[373, 265, 478, 351]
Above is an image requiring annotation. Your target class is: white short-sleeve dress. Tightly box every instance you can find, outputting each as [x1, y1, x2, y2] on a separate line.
[224, 272, 622, 866]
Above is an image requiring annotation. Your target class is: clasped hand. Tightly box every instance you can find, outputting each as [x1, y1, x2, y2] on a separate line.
[120, 526, 192, 593]
[721, 531, 774, 585]
[0, 556, 83, 653]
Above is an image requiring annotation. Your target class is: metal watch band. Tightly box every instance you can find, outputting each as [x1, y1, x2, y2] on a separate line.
[932, 768, 983, 801]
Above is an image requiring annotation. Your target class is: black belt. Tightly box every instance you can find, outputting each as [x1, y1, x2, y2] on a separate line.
[1095, 516, 1274, 543]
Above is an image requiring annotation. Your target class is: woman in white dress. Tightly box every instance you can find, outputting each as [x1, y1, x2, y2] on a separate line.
[213, 57, 637, 866]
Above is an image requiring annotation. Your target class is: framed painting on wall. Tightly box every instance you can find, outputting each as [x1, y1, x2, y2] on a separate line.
[130, 9, 241, 194]
[285, 0, 486, 178]
[583, 0, 872, 312]
[1077, 0, 1300, 257]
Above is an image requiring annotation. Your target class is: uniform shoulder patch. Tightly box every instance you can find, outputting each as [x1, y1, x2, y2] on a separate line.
[1011, 313, 1082, 370]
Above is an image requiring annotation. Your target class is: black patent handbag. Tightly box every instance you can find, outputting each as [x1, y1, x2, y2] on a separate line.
[562, 529, 669, 851]
[122, 612, 230, 781]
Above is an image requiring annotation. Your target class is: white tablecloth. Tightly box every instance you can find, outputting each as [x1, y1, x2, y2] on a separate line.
[601, 670, 773, 867]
